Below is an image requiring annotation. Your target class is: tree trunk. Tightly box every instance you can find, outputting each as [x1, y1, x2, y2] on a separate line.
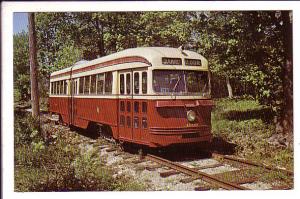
[280, 11, 293, 137]
[226, 75, 233, 99]
[28, 13, 40, 119]
[95, 18, 105, 57]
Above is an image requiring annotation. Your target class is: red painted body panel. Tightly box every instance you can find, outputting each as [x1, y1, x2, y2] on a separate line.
[49, 96, 213, 147]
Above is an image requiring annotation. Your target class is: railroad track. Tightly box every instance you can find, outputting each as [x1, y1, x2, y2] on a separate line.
[143, 153, 293, 190]
[42, 114, 293, 191]
[212, 153, 293, 176]
[145, 154, 249, 190]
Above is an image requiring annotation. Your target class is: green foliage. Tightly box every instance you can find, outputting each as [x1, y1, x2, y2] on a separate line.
[15, 11, 292, 124]
[212, 98, 293, 170]
[13, 31, 30, 101]
[14, 112, 41, 146]
[52, 43, 83, 71]
[14, 114, 145, 191]
[191, 11, 291, 116]
[137, 12, 191, 47]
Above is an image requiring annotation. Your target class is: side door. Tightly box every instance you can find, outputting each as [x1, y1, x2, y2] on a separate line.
[118, 70, 133, 141]
[132, 69, 148, 142]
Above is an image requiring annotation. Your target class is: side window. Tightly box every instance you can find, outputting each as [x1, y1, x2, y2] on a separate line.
[75, 79, 78, 95]
[56, 82, 59, 94]
[72, 80, 76, 95]
[60, 81, 64, 94]
[105, 72, 112, 94]
[79, 77, 84, 94]
[97, 74, 104, 94]
[142, 72, 147, 94]
[57, 81, 60, 94]
[51, 82, 53, 94]
[64, 80, 67, 94]
[90, 75, 96, 94]
[55, 82, 58, 94]
[134, 72, 139, 94]
[53, 82, 56, 94]
[84, 76, 90, 94]
[120, 74, 124, 94]
[126, 73, 131, 94]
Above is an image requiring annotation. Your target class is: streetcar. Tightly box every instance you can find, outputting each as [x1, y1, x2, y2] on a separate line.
[49, 47, 213, 147]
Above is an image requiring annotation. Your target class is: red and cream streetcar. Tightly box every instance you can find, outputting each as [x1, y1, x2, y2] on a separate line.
[49, 47, 213, 147]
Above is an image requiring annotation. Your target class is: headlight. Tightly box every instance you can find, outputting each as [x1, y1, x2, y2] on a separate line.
[187, 110, 196, 122]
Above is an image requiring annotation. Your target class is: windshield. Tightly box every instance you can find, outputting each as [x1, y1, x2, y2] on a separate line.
[153, 70, 210, 96]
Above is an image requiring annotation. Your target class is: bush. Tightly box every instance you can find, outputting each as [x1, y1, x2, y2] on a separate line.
[15, 114, 145, 191]
[14, 112, 41, 147]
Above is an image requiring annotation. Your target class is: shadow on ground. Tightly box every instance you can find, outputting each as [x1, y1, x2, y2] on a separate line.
[221, 107, 274, 123]
[144, 136, 237, 162]
[69, 125, 100, 140]
[67, 125, 237, 162]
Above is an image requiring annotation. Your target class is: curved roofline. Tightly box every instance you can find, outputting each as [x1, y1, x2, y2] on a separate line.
[50, 47, 208, 78]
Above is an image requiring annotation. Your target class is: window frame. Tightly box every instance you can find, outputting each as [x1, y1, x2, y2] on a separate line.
[84, 76, 90, 94]
[105, 72, 113, 94]
[142, 72, 147, 94]
[79, 77, 84, 94]
[90, 74, 97, 94]
[126, 73, 131, 95]
[120, 74, 125, 95]
[97, 73, 105, 95]
[134, 72, 139, 94]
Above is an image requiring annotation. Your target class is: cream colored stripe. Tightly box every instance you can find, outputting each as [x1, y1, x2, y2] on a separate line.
[49, 94, 209, 100]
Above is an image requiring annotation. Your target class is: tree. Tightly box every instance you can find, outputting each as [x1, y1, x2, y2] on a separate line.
[137, 12, 191, 47]
[13, 31, 30, 101]
[28, 13, 40, 118]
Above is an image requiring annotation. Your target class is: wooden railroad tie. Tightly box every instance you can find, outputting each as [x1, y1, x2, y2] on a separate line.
[106, 148, 117, 152]
[131, 159, 146, 164]
[233, 177, 258, 185]
[194, 186, 211, 191]
[270, 185, 293, 190]
[114, 152, 123, 156]
[212, 169, 258, 184]
[160, 170, 181, 178]
[180, 176, 200, 184]
[145, 165, 162, 171]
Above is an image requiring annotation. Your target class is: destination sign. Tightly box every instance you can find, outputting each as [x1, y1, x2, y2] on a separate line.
[162, 57, 182, 65]
[185, 59, 202, 66]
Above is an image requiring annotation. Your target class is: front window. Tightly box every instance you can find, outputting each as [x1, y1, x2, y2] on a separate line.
[153, 70, 209, 96]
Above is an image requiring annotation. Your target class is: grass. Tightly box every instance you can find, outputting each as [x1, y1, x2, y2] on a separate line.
[14, 112, 146, 191]
[211, 98, 293, 172]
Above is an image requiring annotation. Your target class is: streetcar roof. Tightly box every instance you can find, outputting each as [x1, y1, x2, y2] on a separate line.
[50, 47, 208, 77]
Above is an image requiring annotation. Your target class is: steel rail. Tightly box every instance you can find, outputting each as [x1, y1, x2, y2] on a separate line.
[145, 154, 249, 190]
[212, 153, 293, 176]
